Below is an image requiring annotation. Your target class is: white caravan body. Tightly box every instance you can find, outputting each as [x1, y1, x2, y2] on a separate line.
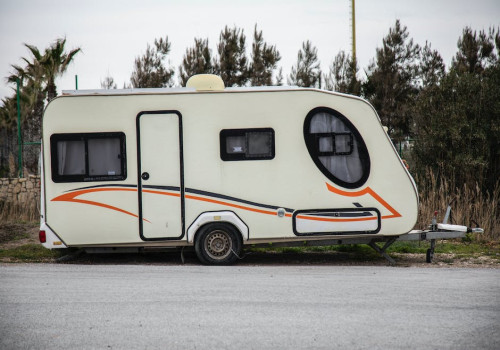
[40, 79, 418, 262]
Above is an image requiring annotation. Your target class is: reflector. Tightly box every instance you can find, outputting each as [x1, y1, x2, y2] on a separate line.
[39, 230, 46, 243]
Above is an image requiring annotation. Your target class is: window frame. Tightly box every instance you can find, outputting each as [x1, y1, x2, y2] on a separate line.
[50, 132, 127, 183]
[220, 128, 275, 161]
[303, 107, 370, 189]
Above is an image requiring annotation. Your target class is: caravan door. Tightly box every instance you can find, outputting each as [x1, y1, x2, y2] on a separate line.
[137, 111, 184, 240]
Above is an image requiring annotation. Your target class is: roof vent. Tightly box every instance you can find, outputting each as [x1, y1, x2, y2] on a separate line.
[186, 74, 225, 91]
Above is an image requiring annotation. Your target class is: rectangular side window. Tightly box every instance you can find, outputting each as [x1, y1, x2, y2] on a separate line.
[220, 128, 275, 161]
[51, 132, 126, 182]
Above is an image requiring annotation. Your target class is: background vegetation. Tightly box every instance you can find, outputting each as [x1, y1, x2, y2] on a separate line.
[1, 22, 498, 239]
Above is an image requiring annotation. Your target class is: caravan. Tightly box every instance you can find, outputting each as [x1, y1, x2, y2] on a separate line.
[39, 74, 419, 264]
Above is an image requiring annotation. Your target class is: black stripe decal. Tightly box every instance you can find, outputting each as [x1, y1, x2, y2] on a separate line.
[66, 184, 138, 192]
[143, 185, 181, 192]
[65, 184, 294, 213]
[185, 187, 294, 213]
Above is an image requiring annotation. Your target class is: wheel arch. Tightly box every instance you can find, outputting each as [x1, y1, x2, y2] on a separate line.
[187, 211, 249, 244]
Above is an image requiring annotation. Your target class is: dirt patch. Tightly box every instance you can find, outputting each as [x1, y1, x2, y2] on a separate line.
[0, 222, 39, 247]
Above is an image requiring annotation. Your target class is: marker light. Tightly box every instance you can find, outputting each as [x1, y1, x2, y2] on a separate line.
[39, 230, 46, 243]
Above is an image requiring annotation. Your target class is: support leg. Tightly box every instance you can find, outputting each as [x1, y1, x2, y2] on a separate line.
[368, 238, 397, 265]
[426, 239, 436, 263]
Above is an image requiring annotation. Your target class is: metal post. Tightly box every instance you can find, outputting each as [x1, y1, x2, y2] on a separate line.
[351, 0, 356, 63]
[75, 75, 78, 90]
[16, 78, 23, 178]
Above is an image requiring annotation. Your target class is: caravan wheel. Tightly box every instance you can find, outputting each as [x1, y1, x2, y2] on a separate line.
[194, 223, 242, 265]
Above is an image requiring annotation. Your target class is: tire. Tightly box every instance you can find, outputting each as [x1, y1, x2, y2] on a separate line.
[194, 223, 243, 265]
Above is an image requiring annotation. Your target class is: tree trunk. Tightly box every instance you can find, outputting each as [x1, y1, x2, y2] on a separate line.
[46, 79, 57, 102]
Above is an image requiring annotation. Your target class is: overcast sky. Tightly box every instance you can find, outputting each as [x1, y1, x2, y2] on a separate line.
[0, 0, 499, 103]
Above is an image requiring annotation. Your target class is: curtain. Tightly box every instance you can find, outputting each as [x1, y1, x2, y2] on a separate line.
[310, 112, 363, 183]
[57, 140, 85, 175]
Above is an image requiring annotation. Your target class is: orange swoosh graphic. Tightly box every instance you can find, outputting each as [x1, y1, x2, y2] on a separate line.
[325, 182, 401, 219]
[51, 188, 150, 222]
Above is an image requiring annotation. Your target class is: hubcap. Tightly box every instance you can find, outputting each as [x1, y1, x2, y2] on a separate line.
[205, 230, 232, 260]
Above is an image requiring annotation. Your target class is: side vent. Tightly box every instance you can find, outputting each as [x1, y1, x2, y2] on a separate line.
[186, 74, 225, 91]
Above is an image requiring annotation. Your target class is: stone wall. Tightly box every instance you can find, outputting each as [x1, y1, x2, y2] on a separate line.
[0, 176, 40, 205]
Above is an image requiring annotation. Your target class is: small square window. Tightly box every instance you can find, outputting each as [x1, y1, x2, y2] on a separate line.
[220, 128, 275, 161]
[334, 133, 353, 155]
[247, 132, 272, 157]
[318, 136, 334, 153]
[226, 136, 246, 154]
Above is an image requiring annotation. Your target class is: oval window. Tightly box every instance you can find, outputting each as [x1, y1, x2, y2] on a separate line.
[303, 107, 370, 188]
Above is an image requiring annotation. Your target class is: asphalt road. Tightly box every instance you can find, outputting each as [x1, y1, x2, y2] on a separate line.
[1, 264, 499, 350]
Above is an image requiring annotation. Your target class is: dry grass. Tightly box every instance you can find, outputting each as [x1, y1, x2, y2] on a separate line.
[0, 201, 39, 223]
[416, 169, 500, 241]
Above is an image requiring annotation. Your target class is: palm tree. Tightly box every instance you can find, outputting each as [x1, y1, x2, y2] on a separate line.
[7, 56, 46, 128]
[1, 38, 81, 175]
[39, 38, 81, 101]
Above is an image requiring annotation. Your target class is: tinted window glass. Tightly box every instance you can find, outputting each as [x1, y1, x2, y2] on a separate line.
[220, 128, 275, 161]
[88, 138, 122, 176]
[247, 131, 273, 157]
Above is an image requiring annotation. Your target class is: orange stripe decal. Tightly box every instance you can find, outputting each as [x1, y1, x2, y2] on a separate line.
[296, 214, 377, 223]
[325, 182, 401, 219]
[143, 189, 181, 197]
[185, 194, 278, 216]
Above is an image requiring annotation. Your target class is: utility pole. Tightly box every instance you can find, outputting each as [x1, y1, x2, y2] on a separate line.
[16, 79, 23, 178]
[351, 0, 356, 64]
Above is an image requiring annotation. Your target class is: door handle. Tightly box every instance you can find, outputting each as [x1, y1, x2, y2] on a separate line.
[141, 172, 150, 180]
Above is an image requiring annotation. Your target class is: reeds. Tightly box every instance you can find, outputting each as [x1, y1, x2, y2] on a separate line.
[0, 201, 39, 223]
[415, 168, 499, 241]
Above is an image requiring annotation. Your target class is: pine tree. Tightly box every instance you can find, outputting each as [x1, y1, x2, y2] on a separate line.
[249, 25, 281, 86]
[275, 67, 283, 86]
[412, 27, 500, 192]
[288, 41, 321, 88]
[363, 20, 420, 142]
[324, 50, 360, 95]
[100, 74, 117, 89]
[178, 38, 214, 86]
[452, 27, 497, 74]
[214, 26, 248, 87]
[418, 42, 445, 88]
[130, 37, 174, 88]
